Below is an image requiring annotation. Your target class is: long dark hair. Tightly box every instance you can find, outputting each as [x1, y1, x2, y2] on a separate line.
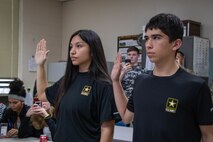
[55, 29, 110, 114]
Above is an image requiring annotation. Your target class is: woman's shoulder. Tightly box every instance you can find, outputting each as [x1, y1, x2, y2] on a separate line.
[94, 79, 111, 86]
[2, 107, 15, 118]
[20, 104, 30, 115]
[92, 79, 113, 92]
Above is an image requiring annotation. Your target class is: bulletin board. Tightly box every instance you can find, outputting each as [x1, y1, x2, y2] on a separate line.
[117, 34, 142, 64]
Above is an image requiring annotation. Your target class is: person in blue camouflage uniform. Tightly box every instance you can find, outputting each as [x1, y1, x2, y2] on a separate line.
[120, 46, 145, 99]
[0, 103, 6, 120]
[116, 46, 145, 127]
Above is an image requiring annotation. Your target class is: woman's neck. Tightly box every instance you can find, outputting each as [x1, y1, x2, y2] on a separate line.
[17, 104, 24, 115]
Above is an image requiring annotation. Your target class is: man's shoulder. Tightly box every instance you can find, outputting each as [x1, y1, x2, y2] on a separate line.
[136, 71, 152, 80]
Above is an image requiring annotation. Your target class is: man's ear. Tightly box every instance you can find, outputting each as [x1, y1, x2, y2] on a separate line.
[172, 39, 182, 51]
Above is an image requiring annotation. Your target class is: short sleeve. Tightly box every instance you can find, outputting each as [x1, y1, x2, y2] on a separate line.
[98, 83, 120, 123]
[196, 82, 213, 125]
[46, 78, 63, 106]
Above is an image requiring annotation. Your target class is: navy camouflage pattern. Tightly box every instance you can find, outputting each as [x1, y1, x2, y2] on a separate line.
[121, 65, 146, 99]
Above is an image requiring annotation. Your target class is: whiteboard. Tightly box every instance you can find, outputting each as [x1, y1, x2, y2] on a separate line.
[47, 62, 66, 83]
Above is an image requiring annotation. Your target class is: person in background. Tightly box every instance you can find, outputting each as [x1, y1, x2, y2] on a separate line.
[24, 88, 33, 106]
[26, 101, 56, 140]
[32, 80, 37, 97]
[116, 46, 145, 127]
[0, 78, 32, 138]
[176, 50, 194, 73]
[35, 29, 119, 142]
[176, 50, 185, 66]
[120, 46, 145, 99]
[111, 13, 213, 142]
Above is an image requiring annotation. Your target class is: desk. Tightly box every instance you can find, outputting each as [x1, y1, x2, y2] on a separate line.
[0, 137, 39, 142]
[113, 126, 133, 142]
[0, 126, 132, 142]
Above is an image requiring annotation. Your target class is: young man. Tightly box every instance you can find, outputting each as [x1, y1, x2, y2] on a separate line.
[120, 46, 145, 99]
[176, 50, 185, 66]
[111, 13, 213, 142]
[176, 50, 194, 73]
[117, 46, 145, 127]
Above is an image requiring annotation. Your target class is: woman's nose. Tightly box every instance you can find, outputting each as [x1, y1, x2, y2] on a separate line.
[70, 47, 76, 55]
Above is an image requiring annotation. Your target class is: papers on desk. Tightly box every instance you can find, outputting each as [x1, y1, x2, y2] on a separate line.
[0, 123, 7, 136]
[113, 126, 133, 142]
[0, 137, 39, 142]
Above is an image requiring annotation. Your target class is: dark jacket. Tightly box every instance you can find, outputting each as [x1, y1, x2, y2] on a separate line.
[45, 117, 56, 140]
[0, 104, 42, 138]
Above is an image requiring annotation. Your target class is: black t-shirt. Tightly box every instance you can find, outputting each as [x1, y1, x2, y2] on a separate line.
[127, 68, 213, 142]
[46, 72, 119, 142]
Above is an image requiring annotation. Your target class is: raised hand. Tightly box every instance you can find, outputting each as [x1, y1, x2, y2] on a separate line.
[111, 53, 123, 82]
[119, 62, 132, 81]
[35, 39, 50, 66]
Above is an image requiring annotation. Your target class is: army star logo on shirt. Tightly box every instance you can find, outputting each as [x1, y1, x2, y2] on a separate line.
[81, 85, 92, 96]
[165, 98, 179, 113]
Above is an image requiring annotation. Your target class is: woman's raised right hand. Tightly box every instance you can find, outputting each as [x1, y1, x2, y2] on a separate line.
[35, 39, 50, 65]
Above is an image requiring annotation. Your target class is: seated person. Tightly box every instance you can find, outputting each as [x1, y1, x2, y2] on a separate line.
[26, 101, 56, 141]
[0, 78, 32, 138]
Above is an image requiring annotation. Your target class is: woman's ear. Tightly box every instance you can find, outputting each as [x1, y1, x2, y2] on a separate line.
[172, 39, 182, 51]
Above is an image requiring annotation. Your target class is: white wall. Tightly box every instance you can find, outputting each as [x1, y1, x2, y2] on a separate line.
[0, 0, 19, 77]
[20, 0, 213, 90]
[61, 0, 213, 62]
[20, 0, 62, 90]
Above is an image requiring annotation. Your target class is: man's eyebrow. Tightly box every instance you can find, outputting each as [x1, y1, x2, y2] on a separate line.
[151, 34, 163, 37]
[144, 34, 163, 38]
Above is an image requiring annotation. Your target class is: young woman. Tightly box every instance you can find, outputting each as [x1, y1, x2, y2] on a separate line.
[35, 30, 119, 142]
[0, 78, 31, 138]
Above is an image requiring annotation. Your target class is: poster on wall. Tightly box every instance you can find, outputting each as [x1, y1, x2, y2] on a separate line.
[117, 34, 142, 64]
[28, 56, 37, 72]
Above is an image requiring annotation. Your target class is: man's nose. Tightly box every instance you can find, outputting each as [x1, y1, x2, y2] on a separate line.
[145, 39, 152, 49]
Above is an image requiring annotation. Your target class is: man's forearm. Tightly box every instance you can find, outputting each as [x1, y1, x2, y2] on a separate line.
[112, 81, 129, 122]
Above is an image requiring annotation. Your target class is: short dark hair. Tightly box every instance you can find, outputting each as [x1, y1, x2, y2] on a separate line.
[177, 50, 185, 57]
[127, 46, 140, 54]
[145, 13, 184, 42]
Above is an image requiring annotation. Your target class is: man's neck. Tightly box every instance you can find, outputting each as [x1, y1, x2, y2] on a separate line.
[153, 61, 179, 76]
[132, 62, 139, 66]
